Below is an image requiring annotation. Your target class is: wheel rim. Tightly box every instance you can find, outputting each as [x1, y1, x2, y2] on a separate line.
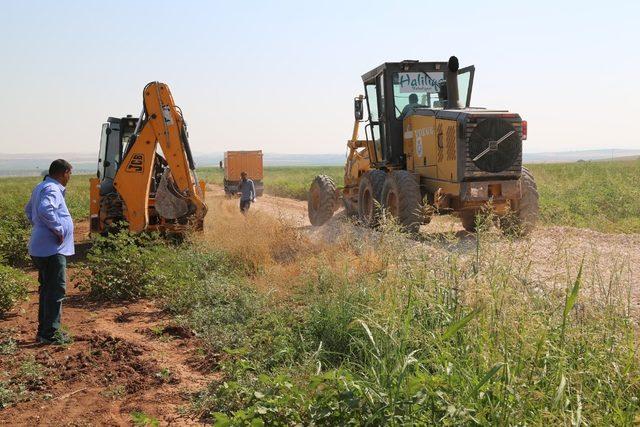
[387, 190, 399, 217]
[311, 188, 320, 211]
[362, 188, 373, 221]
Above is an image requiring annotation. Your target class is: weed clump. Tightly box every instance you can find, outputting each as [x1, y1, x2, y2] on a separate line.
[0, 264, 30, 315]
[79, 228, 237, 302]
[77, 230, 166, 300]
[0, 217, 31, 267]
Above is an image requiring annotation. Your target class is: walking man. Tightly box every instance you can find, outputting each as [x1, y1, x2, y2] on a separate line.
[24, 159, 74, 345]
[238, 171, 256, 213]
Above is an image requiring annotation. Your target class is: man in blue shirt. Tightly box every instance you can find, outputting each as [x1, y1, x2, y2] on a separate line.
[238, 171, 256, 213]
[24, 159, 74, 344]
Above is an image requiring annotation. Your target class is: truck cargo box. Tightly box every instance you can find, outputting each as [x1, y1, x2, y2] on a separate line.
[223, 150, 264, 197]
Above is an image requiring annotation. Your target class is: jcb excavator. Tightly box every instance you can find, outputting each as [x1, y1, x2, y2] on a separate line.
[89, 82, 207, 234]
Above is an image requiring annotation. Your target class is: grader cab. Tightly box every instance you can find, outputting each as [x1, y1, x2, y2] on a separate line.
[308, 56, 538, 234]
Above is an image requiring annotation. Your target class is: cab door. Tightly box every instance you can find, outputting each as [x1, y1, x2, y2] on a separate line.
[97, 123, 109, 179]
[458, 66, 475, 107]
[364, 75, 386, 165]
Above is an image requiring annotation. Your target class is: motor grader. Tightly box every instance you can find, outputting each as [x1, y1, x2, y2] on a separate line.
[308, 56, 538, 234]
[89, 82, 207, 234]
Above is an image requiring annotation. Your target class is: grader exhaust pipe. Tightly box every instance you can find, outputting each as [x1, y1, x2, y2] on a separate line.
[445, 55, 461, 110]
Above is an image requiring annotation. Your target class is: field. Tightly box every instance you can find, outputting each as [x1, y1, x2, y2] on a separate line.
[528, 160, 640, 233]
[1, 160, 639, 424]
[202, 158, 640, 233]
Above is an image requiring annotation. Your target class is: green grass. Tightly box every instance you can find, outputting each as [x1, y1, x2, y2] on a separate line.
[528, 159, 640, 233]
[0, 174, 90, 221]
[157, 215, 640, 424]
[1, 160, 637, 237]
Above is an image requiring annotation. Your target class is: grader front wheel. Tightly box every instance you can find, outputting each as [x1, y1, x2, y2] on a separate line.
[308, 175, 338, 226]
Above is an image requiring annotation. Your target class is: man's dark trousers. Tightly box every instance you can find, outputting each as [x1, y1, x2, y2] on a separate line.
[32, 254, 66, 340]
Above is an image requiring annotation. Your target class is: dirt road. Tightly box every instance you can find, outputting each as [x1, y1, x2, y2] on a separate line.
[229, 188, 640, 311]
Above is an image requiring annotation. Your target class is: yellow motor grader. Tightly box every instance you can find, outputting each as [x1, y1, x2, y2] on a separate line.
[308, 56, 538, 234]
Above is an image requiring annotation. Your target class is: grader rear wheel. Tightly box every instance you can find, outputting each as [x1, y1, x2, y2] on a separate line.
[499, 167, 539, 236]
[308, 175, 337, 226]
[358, 170, 386, 227]
[461, 210, 478, 232]
[381, 170, 422, 233]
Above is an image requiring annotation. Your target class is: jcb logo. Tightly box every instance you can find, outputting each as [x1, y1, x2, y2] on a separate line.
[126, 154, 144, 173]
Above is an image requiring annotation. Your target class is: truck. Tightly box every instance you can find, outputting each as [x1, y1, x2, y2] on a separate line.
[222, 150, 264, 197]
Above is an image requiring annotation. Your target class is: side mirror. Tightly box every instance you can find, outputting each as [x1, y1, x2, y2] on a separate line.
[354, 98, 364, 121]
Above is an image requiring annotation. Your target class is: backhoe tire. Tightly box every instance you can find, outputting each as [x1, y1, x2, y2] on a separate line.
[499, 167, 539, 236]
[358, 170, 386, 227]
[461, 210, 478, 232]
[308, 175, 337, 226]
[381, 170, 423, 234]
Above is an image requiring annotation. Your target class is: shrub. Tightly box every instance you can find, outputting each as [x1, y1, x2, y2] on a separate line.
[169, 276, 257, 349]
[0, 216, 31, 267]
[303, 271, 372, 367]
[0, 264, 30, 316]
[79, 229, 238, 302]
[77, 230, 166, 300]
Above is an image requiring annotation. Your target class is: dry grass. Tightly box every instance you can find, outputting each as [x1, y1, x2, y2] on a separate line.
[196, 196, 387, 302]
[198, 195, 310, 274]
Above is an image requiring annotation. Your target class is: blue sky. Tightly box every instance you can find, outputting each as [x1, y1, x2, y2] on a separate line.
[0, 0, 638, 155]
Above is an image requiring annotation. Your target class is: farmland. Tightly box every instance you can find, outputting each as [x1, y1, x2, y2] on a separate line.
[1, 160, 639, 424]
[200, 158, 640, 233]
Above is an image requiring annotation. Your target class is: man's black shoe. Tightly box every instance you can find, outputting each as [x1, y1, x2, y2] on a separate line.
[37, 332, 72, 345]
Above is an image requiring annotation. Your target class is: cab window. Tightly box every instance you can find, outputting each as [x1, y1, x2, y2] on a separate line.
[365, 84, 378, 121]
[392, 71, 445, 118]
[458, 67, 474, 107]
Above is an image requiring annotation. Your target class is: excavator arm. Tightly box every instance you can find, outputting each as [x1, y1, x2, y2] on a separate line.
[113, 82, 207, 232]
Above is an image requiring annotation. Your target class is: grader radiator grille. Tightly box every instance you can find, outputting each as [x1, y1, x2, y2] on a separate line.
[464, 116, 523, 178]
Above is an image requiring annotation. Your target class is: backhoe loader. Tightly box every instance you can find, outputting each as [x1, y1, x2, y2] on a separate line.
[308, 56, 538, 235]
[89, 82, 207, 234]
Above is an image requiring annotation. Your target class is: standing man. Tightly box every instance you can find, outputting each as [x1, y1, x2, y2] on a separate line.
[238, 171, 256, 213]
[24, 159, 74, 345]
